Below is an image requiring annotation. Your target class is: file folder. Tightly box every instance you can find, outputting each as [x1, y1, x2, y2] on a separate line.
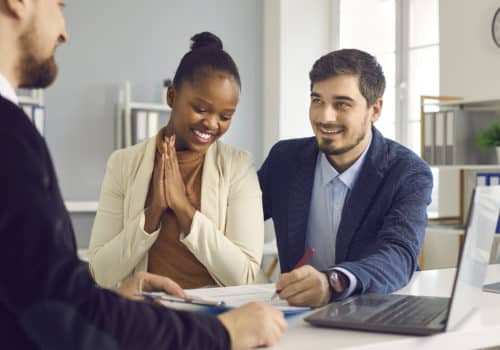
[434, 112, 446, 164]
[423, 112, 435, 164]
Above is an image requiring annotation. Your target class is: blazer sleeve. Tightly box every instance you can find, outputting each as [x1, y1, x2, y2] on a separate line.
[88, 150, 159, 288]
[336, 164, 433, 294]
[0, 125, 230, 350]
[181, 151, 264, 286]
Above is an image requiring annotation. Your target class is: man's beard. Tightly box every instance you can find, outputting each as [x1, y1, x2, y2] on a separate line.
[317, 112, 370, 156]
[17, 29, 58, 89]
[318, 129, 367, 156]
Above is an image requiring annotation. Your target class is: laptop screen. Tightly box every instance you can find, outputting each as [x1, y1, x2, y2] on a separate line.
[446, 185, 500, 331]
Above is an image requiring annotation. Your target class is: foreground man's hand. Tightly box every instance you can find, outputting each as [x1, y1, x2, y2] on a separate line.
[115, 271, 186, 301]
[218, 302, 287, 350]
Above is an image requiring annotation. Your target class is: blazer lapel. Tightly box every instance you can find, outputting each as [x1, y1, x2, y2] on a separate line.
[127, 138, 157, 222]
[335, 127, 387, 263]
[200, 142, 220, 229]
[286, 138, 318, 271]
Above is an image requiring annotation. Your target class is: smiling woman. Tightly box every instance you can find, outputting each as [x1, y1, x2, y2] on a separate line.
[88, 32, 265, 289]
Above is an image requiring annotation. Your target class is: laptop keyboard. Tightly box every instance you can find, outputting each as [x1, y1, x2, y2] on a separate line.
[365, 296, 449, 326]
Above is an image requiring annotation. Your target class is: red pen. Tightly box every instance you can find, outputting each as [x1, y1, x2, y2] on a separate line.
[293, 248, 316, 269]
[271, 248, 315, 300]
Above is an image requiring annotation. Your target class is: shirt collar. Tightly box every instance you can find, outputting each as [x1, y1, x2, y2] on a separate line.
[0, 74, 18, 105]
[319, 135, 372, 189]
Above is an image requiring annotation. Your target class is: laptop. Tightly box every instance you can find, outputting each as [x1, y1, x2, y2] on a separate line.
[305, 185, 500, 336]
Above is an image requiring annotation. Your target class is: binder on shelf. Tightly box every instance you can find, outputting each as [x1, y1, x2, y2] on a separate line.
[148, 112, 159, 138]
[117, 81, 172, 148]
[134, 110, 148, 144]
[477, 174, 488, 186]
[423, 112, 435, 165]
[476, 173, 500, 186]
[445, 111, 455, 165]
[131, 110, 163, 144]
[20, 104, 45, 136]
[17, 89, 45, 137]
[434, 112, 446, 164]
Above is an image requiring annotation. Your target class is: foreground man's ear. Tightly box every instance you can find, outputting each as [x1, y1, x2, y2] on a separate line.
[3, 0, 30, 20]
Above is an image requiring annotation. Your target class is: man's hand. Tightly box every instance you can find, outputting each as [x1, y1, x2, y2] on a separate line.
[275, 265, 331, 307]
[217, 302, 287, 350]
[115, 271, 186, 301]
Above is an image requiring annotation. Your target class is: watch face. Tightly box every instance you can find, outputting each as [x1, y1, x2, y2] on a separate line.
[493, 8, 500, 48]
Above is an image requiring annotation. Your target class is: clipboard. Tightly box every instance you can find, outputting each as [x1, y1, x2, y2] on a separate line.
[137, 285, 311, 318]
[139, 291, 226, 307]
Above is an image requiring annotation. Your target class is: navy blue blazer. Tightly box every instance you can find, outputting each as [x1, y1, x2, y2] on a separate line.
[0, 96, 229, 350]
[258, 127, 433, 294]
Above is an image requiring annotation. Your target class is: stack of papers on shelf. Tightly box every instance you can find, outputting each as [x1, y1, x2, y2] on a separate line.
[141, 283, 310, 316]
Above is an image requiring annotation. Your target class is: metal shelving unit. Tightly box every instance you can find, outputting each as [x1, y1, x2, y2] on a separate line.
[116, 81, 171, 148]
[419, 96, 500, 269]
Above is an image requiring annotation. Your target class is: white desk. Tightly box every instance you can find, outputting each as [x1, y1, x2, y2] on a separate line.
[271, 265, 500, 350]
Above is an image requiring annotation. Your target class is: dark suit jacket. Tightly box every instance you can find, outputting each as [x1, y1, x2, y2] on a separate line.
[0, 95, 229, 350]
[258, 127, 433, 294]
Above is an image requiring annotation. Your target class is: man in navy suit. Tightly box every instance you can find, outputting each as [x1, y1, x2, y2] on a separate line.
[259, 49, 433, 307]
[0, 0, 285, 349]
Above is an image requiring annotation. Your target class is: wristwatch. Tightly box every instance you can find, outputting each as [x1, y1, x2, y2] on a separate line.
[326, 270, 349, 295]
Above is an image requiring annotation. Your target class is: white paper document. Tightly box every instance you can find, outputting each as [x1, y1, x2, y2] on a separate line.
[185, 284, 310, 313]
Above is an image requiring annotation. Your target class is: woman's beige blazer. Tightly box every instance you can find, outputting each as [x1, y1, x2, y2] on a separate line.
[88, 138, 264, 288]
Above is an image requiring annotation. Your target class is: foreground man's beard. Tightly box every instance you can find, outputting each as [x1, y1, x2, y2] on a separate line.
[18, 30, 58, 89]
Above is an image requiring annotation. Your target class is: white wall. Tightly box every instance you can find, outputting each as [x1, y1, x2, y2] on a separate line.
[262, 0, 335, 158]
[279, 0, 332, 140]
[440, 0, 500, 100]
[263, 0, 282, 157]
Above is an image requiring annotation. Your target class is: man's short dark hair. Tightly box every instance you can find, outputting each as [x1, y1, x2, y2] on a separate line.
[309, 49, 386, 106]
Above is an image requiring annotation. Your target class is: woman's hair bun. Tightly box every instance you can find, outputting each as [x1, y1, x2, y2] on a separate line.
[190, 31, 223, 51]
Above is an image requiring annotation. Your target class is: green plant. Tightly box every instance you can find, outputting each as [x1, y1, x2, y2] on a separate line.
[477, 122, 500, 148]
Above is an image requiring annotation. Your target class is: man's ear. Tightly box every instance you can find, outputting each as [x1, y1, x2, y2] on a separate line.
[3, 0, 28, 20]
[166, 85, 176, 109]
[369, 98, 383, 123]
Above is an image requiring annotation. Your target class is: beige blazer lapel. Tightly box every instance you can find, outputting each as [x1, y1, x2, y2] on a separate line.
[125, 139, 224, 232]
[126, 138, 157, 222]
[200, 141, 223, 232]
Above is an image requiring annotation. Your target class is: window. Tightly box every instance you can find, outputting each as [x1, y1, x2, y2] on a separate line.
[338, 0, 440, 154]
[407, 0, 440, 153]
[339, 0, 396, 140]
